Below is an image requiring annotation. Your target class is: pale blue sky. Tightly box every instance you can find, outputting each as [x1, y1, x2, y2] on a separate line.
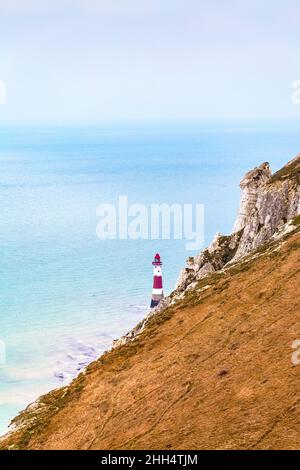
[0, 0, 299, 124]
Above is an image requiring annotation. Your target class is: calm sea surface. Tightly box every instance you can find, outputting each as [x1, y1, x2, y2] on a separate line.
[0, 122, 299, 434]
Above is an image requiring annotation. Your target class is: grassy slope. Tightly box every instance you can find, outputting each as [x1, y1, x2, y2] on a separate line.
[1, 226, 300, 450]
[269, 154, 300, 184]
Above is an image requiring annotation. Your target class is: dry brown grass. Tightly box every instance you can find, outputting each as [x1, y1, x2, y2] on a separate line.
[1, 230, 300, 450]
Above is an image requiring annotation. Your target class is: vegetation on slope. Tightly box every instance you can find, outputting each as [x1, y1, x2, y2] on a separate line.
[269, 154, 300, 184]
[1, 223, 299, 450]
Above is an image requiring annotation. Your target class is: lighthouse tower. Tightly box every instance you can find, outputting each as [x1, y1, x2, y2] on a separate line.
[150, 253, 164, 308]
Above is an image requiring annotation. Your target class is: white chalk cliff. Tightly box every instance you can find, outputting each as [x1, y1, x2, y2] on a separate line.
[113, 154, 300, 347]
[175, 154, 300, 293]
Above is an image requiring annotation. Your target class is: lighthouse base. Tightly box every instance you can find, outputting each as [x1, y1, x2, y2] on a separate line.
[150, 294, 164, 309]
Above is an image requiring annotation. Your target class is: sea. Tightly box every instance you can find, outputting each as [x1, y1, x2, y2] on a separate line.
[0, 120, 299, 435]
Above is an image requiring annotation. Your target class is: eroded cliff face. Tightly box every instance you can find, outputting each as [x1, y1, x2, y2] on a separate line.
[111, 155, 300, 346]
[233, 162, 272, 233]
[233, 156, 300, 259]
[175, 155, 300, 293]
[1, 217, 300, 450]
[1, 154, 300, 451]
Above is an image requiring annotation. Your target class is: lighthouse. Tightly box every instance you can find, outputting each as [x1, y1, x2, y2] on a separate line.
[150, 253, 164, 308]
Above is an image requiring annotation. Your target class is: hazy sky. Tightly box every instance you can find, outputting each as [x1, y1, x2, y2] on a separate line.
[0, 0, 300, 124]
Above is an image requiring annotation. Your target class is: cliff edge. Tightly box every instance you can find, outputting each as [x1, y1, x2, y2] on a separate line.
[1, 155, 299, 450]
[173, 155, 300, 295]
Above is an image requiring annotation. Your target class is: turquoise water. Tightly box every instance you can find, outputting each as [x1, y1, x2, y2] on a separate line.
[0, 122, 299, 434]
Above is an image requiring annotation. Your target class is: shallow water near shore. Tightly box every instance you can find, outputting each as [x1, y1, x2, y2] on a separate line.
[0, 121, 299, 435]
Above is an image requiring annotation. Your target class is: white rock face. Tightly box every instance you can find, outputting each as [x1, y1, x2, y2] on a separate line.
[175, 230, 243, 292]
[233, 162, 272, 233]
[112, 155, 300, 349]
[233, 156, 300, 259]
[176, 154, 300, 291]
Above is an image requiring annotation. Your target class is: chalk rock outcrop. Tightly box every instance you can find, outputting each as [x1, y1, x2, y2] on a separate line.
[112, 154, 300, 348]
[175, 230, 243, 293]
[233, 155, 300, 259]
[233, 162, 272, 233]
[175, 154, 300, 292]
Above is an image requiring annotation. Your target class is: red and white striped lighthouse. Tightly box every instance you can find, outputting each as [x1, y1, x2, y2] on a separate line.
[150, 253, 164, 308]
